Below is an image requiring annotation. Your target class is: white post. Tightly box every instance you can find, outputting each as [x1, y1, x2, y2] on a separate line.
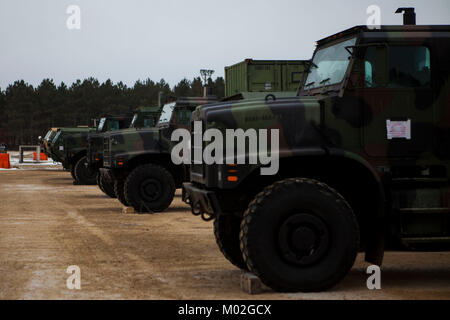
[36, 146, 41, 163]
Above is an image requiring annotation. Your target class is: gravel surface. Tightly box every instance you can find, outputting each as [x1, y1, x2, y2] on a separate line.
[0, 169, 449, 300]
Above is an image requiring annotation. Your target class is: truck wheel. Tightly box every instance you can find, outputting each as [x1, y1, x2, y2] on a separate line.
[74, 156, 97, 185]
[124, 164, 175, 213]
[240, 178, 359, 292]
[99, 172, 116, 198]
[114, 178, 129, 206]
[97, 171, 106, 193]
[214, 214, 248, 270]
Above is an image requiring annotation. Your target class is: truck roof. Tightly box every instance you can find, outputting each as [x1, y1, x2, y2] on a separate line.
[175, 96, 218, 107]
[52, 127, 93, 133]
[317, 25, 450, 45]
[221, 91, 297, 102]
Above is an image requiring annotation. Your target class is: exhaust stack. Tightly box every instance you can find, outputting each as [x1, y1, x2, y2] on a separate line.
[395, 7, 416, 25]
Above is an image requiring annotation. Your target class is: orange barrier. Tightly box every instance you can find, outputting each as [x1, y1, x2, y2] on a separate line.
[0, 153, 10, 169]
[33, 152, 48, 161]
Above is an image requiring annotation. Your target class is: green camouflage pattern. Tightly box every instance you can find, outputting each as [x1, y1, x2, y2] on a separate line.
[86, 115, 134, 169]
[86, 106, 162, 170]
[103, 97, 217, 181]
[185, 24, 450, 263]
[43, 127, 93, 168]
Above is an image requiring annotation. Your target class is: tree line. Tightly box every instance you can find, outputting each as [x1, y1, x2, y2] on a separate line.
[0, 77, 225, 147]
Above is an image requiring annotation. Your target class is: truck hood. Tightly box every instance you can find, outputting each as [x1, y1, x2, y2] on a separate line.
[193, 96, 324, 153]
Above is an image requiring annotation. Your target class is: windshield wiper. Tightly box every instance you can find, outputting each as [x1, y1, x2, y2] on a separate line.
[319, 78, 331, 85]
[305, 81, 315, 88]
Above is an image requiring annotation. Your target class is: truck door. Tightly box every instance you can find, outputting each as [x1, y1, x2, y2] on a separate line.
[361, 45, 434, 159]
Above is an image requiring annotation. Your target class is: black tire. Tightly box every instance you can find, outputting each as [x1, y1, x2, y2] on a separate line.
[96, 171, 106, 193]
[124, 164, 175, 213]
[214, 214, 248, 270]
[74, 156, 97, 185]
[240, 178, 359, 292]
[114, 178, 129, 207]
[99, 172, 116, 198]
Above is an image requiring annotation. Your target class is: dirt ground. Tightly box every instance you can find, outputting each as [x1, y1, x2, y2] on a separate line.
[0, 169, 449, 300]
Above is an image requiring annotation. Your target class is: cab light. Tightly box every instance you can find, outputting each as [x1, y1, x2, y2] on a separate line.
[227, 176, 238, 182]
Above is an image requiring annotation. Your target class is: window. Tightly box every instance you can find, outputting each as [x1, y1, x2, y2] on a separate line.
[143, 116, 155, 128]
[388, 46, 430, 88]
[178, 109, 184, 123]
[304, 37, 357, 89]
[185, 109, 192, 124]
[108, 120, 120, 131]
[364, 47, 376, 87]
[364, 46, 431, 88]
[158, 102, 176, 124]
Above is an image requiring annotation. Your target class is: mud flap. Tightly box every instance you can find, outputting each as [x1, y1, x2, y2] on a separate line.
[364, 218, 385, 266]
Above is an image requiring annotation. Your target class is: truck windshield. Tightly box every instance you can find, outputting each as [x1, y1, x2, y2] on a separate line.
[52, 131, 62, 144]
[158, 102, 176, 124]
[130, 114, 138, 128]
[98, 118, 106, 132]
[44, 130, 52, 140]
[304, 37, 356, 90]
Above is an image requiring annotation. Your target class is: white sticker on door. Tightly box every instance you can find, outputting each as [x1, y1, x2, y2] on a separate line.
[386, 119, 411, 140]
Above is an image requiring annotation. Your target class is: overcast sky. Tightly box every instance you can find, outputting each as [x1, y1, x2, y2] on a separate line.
[0, 0, 449, 89]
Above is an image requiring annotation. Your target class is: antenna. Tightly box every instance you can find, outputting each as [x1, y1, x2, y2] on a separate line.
[200, 69, 214, 97]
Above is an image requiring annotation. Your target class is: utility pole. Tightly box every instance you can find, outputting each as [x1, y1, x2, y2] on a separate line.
[200, 69, 214, 97]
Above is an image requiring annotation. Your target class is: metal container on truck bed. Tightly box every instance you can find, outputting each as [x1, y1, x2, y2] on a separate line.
[224, 59, 310, 97]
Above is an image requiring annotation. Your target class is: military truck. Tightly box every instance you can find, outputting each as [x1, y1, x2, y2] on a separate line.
[87, 115, 134, 195]
[89, 107, 161, 198]
[101, 96, 217, 212]
[46, 126, 99, 184]
[41, 129, 57, 158]
[183, 8, 450, 292]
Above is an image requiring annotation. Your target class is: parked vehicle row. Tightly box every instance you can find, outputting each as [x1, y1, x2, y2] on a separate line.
[40, 8, 450, 293]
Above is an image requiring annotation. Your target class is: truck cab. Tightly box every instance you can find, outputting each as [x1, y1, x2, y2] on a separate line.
[101, 96, 217, 212]
[90, 108, 160, 198]
[183, 9, 450, 292]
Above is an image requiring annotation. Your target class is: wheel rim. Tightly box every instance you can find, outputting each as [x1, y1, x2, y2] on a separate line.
[82, 160, 96, 180]
[139, 178, 163, 202]
[278, 213, 330, 267]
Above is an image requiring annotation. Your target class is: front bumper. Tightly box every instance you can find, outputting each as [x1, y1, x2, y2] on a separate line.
[183, 182, 222, 217]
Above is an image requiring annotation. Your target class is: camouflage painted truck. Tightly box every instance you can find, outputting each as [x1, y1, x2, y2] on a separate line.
[183, 9, 450, 292]
[100, 96, 217, 212]
[89, 107, 161, 198]
[43, 127, 93, 179]
[87, 115, 134, 195]
[41, 128, 62, 159]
